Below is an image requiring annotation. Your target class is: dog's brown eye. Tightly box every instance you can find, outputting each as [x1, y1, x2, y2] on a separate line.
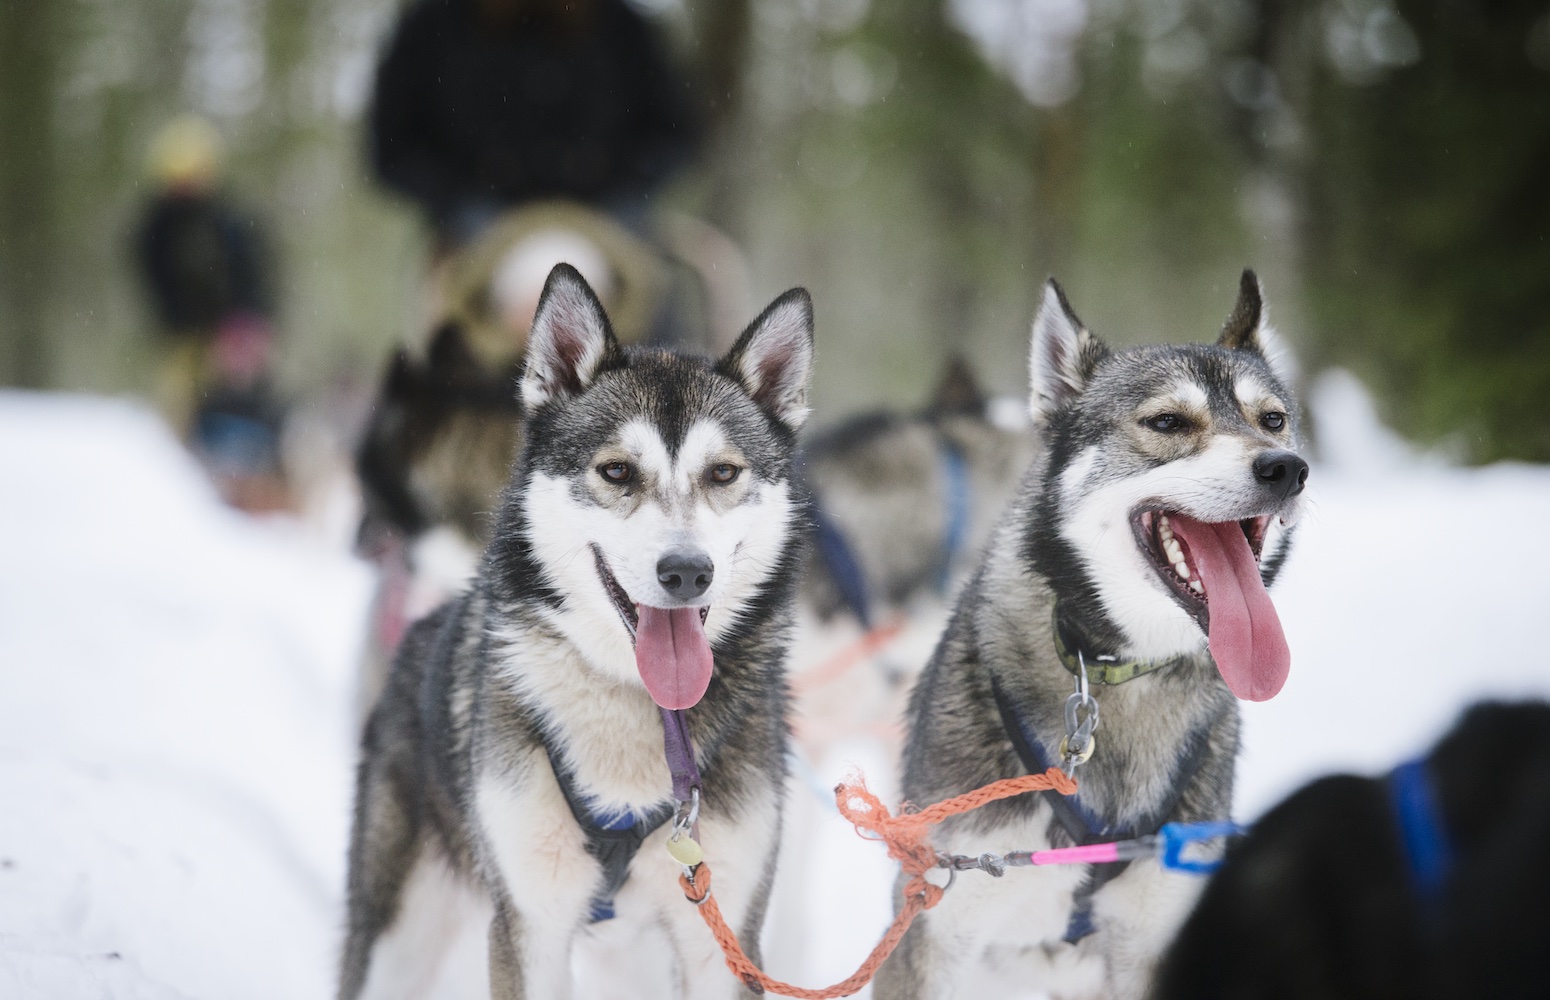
[1144, 414, 1188, 433]
[599, 462, 633, 484]
[1262, 411, 1287, 431]
[708, 463, 740, 485]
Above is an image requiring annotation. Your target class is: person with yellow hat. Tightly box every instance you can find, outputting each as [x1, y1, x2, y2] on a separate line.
[134, 115, 288, 512]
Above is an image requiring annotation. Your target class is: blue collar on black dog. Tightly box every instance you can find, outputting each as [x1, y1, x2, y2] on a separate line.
[1388, 758, 1454, 903]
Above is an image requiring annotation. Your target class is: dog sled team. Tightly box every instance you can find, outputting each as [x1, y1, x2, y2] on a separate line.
[338, 256, 1548, 1000]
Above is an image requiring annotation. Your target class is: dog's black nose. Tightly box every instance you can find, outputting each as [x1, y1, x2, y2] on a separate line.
[1253, 450, 1309, 499]
[657, 550, 714, 601]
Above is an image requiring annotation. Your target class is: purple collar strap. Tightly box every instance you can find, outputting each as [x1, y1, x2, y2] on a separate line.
[659, 707, 702, 803]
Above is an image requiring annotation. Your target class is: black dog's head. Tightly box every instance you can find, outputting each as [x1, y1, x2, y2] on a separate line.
[1153, 700, 1550, 1000]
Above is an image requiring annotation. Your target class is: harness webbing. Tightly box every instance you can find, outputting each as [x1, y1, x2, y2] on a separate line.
[990, 676, 1213, 943]
[535, 705, 702, 923]
[810, 498, 874, 630]
[934, 438, 972, 593]
[1388, 758, 1454, 905]
[538, 736, 675, 923]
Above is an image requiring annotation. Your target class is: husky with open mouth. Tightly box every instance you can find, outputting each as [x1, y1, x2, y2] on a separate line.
[338, 265, 814, 1000]
[873, 272, 1307, 1000]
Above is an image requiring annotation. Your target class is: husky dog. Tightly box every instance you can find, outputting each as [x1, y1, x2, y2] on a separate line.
[874, 272, 1307, 999]
[1155, 700, 1550, 1000]
[356, 321, 526, 557]
[800, 358, 1033, 630]
[339, 265, 815, 1000]
[352, 322, 527, 717]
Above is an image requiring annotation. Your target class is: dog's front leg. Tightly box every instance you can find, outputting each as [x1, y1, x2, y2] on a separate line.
[870, 908, 934, 1000]
[488, 900, 575, 1000]
[658, 801, 781, 1000]
[1090, 860, 1204, 1000]
[476, 769, 594, 999]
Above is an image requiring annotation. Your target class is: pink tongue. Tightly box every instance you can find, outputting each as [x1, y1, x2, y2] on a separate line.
[634, 606, 715, 710]
[1169, 515, 1290, 702]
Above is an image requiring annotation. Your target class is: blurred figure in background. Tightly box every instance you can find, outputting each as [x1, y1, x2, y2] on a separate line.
[368, 0, 702, 252]
[135, 115, 288, 513]
[352, 0, 716, 713]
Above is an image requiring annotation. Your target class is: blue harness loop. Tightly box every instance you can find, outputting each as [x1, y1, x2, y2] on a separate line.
[539, 739, 675, 924]
[1157, 821, 1243, 875]
[811, 501, 875, 630]
[935, 439, 972, 593]
[1388, 758, 1454, 904]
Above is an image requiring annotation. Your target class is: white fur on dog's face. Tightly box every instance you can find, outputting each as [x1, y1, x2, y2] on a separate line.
[524, 415, 796, 684]
[1056, 372, 1303, 659]
[1026, 273, 1304, 659]
[1058, 438, 1291, 658]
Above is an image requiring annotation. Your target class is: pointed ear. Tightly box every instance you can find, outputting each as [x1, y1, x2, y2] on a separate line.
[929, 354, 986, 416]
[1029, 279, 1105, 424]
[520, 264, 619, 411]
[1219, 269, 1296, 383]
[718, 289, 815, 428]
[1218, 269, 1266, 351]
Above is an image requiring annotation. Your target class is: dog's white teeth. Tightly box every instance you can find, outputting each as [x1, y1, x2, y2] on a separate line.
[1190, 579, 1204, 594]
[1158, 515, 1174, 541]
[1173, 559, 1191, 581]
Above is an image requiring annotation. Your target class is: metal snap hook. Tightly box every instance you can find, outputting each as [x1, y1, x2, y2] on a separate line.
[671, 786, 701, 839]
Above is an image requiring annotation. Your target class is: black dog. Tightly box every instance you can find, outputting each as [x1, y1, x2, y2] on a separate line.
[1154, 700, 1550, 1000]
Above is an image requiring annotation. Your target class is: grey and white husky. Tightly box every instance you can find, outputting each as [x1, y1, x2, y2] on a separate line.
[800, 358, 1033, 630]
[874, 272, 1307, 999]
[339, 265, 814, 1000]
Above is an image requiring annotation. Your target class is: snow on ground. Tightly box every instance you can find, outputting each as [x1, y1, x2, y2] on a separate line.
[0, 392, 372, 999]
[1, 376, 1547, 998]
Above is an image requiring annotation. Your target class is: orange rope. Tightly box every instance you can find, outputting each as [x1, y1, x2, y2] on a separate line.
[679, 766, 1078, 998]
[790, 619, 906, 695]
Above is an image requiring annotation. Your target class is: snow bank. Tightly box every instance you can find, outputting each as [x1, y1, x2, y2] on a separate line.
[0, 392, 372, 999]
[1237, 371, 1550, 815]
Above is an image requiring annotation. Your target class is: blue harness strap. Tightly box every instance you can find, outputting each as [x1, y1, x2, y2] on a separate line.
[934, 439, 972, 593]
[1388, 758, 1454, 905]
[990, 675, 1215, 944]
[810, 498, 874, 630]
[805, 435, 970, 625]
[539, 740, 675, 923]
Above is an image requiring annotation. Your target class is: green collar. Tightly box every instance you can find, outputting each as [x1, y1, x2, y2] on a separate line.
[1051, 606, 1183, 685]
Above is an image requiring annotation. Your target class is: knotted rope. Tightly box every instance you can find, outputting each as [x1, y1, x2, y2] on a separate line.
[679, 766, 1078, 997]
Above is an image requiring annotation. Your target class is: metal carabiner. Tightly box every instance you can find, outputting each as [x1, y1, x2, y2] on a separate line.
[671, 786, 701, 840]
[1060, 651, 1100, 773]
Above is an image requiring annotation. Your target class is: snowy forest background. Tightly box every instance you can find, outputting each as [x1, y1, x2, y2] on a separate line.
[2, 0, 1548, 459]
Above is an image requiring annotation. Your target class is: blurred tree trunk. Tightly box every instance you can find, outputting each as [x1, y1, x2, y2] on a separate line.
[0, 0, 60, 388]
[685, 0, 751, 231]
[1297, 0, 1550, 460]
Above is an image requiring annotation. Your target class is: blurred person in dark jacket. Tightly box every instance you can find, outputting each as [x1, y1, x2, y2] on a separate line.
[351, 0, 710, 693]
[368, 0, 702, 249]
[135, 116, 289, 512]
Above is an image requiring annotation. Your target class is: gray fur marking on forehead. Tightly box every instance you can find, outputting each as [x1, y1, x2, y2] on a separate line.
[1083, 343, 1288, 406]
